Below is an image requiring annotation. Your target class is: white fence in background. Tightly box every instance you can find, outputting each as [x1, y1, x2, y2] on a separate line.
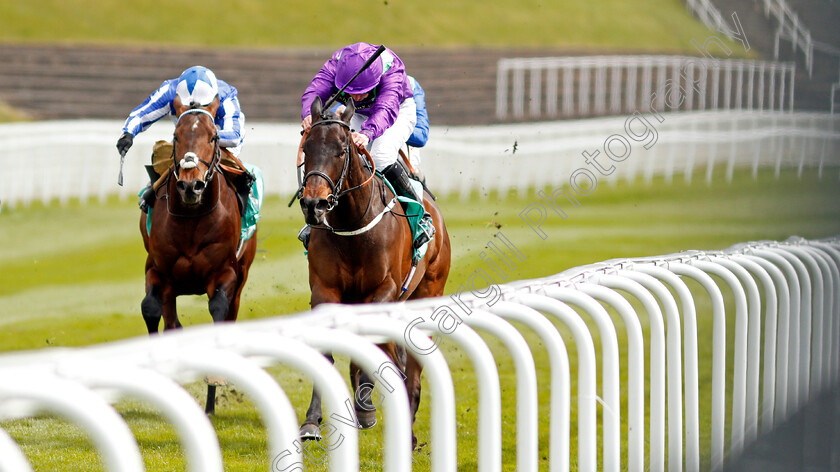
[1, 112, 839, 210]
[683, 0, 813, 77]
[683, 0, 732, 36]
[496, 56, 796, 120]
[760, 0, 814, 76]
[0, 236, 838, 472]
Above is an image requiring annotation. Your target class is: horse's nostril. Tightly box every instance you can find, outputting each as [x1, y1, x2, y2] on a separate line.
[176, 180, 188, 192]
[301, 197, 328, 215]
[193, 181, 206, 192]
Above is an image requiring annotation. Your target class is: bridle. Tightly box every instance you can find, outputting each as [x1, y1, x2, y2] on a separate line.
[172, 108, 222, 185]
[293, 118, 375, 212]
[164, 107, 223, 217]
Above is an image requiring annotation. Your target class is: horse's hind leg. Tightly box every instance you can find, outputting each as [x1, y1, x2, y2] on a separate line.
[205, 271, 242, 414]
[300, 353, 335, 441]
[203, 286, 230, 415]
[351, 363, 378, 429]
[405, 352, 423, 449]
[351, 342, 407, 430]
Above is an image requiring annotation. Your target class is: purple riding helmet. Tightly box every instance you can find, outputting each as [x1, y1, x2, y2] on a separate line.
[334, 43, 384, 94]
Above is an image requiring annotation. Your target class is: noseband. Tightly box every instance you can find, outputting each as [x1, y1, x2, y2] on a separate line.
[172, 108, 222, 184]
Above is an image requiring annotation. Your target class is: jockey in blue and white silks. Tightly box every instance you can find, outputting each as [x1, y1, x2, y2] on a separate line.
[404, 75, 429, 178]
[117, 66, 262, 242]
[119, 66, 246, 157]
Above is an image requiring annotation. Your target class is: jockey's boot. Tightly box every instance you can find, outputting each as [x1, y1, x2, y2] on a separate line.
[298, 225, 311, 250]
[232, 170, 256, 218]
[383, 162, 435, 249]
[140, 165, 161, 213]
[139, 183, 155, 213]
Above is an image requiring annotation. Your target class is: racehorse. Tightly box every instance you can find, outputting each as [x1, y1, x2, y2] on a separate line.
[296, 97, 451, 448]
[140, 98, 258, 414]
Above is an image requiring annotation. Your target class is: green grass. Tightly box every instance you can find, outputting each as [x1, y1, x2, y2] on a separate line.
[1, 167, 839, 471]
[0, 0, 745, 55]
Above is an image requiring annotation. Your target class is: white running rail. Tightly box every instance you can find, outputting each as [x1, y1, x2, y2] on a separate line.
[0, 236, 838, 472]
[2, 112, 839, 210]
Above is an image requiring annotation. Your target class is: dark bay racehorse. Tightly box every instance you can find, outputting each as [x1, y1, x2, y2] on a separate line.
[140, 98, 257, 413]
[297, 97, 451, 447]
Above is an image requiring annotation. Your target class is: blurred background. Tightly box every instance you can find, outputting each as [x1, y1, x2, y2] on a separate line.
[0, 0, 837, 125]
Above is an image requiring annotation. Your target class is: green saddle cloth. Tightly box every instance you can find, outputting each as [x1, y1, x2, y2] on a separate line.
[380, 174, 432, 261]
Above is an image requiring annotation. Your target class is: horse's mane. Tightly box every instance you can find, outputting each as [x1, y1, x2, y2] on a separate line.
[318, 109, 341, 121]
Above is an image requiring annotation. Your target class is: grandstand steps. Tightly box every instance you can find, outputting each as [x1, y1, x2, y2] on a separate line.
[704, 0, 840, 112]
[0, 44, 575, 126]
[1, 34, 836, 129]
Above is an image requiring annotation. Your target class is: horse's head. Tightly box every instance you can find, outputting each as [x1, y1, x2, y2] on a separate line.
[172, 97, 221, 206]
[300, 96, 356, 225]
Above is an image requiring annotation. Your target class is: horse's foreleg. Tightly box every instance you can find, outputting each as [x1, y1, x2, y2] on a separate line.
[141, 284, 162, 334]
[301, 353, 335, 441]
[160, 285, 181, 330]
[208, 267, 239, 323]
[208, 288, 229, 323]
[142, 268, 167, 334]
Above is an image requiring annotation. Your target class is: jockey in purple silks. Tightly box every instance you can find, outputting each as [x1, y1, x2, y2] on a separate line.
[298, 42, 435, 250]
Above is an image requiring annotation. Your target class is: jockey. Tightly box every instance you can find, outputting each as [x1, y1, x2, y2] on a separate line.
[299, 42, 435, 250]
[116, 66, 262, 237]
[404, 75, 429, 182]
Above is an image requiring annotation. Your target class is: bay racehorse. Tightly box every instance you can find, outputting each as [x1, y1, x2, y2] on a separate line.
[140, 98, 258, 413]
[296, 97, 451, 448]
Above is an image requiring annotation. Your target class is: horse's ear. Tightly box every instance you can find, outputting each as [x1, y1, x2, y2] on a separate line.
[173, 94, 189, 117]
[340, 99, 355, 123]
[204, 96, 220, 116]
[310, 96, 323, 121]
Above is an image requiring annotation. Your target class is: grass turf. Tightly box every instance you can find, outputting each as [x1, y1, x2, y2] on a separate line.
[0, 0, 745, 55]
[1, 167, 839, 470]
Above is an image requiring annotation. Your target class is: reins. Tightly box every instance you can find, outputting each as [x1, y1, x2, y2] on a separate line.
[292, 119, 376, 208]
[289, 118, 385, 235]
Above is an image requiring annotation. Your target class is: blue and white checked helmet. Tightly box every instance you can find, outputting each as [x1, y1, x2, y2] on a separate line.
[176, 66, 219, 107]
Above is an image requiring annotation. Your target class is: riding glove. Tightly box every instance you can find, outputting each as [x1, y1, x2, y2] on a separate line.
[116, 133, 134, 155]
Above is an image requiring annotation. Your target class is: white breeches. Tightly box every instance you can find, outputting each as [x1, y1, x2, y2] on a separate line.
[402, 145, 422, 171]
[351, 97, 416, 170]
[224, 143, 242, 157]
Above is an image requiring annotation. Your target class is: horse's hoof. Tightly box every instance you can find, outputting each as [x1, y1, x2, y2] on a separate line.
[356, 409, 377, 429]
[300, 423, 322, 441]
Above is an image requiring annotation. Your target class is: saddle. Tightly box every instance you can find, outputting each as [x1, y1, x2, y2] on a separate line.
[148, 140, 254, 217]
